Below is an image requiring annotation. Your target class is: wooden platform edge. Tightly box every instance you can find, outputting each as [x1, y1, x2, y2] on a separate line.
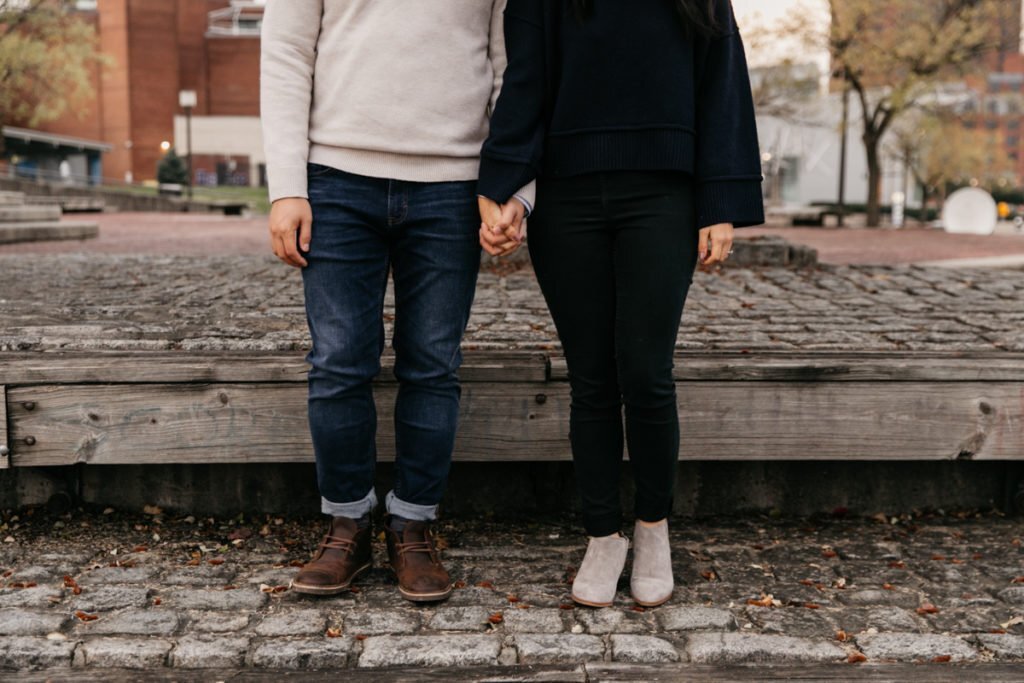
[3, 350, 1024, 384]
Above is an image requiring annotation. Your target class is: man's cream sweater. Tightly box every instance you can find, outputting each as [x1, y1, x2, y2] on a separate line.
[260, 0, 533, 206]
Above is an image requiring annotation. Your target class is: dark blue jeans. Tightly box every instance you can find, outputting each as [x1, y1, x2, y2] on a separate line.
[303, 163, 481, 521]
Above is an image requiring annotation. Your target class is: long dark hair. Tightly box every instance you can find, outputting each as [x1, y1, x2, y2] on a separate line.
[571, 0, 720, 38]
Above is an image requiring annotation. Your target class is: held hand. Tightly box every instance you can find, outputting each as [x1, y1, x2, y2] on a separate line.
[478, 197, 525, 257]
[698, 223, 735, 266]
[269, 197, 313, 268]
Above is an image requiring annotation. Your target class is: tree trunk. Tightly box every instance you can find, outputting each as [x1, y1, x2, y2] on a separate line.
[864, 132, 883, 227]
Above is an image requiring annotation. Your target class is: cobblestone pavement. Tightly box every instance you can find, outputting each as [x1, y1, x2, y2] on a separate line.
[1, 255, 1023, 353]
[0, 508, 1023, 674]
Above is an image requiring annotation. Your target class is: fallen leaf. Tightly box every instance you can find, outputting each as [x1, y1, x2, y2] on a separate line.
[916, 604, 940, 615]
[889, 561, 906, 569]
[153, 598, 161, 605]
[476, 581, 494, 589]
[143, 505, 163, 516]
[882, 583, 894, 591]
[74, 611, 99, 622]
[326, 627, 342, 638]
[355, 634, 367, 641]
[559, 603, 574, 610]
[746, 595, 776, 608]
[804, 602, 821, 609]
[208, 558, 225, 566]
[629, 606, 646, 613]
[999, 616, 1024, 629]
[931, 555, 945, 561]
[1011, 577, 1024, 584]
[847, 652, 867, 664]
[932, 655, 952, 663]
[822, 550, 838, 559]
[453, 580, 466, 589]
[507, 594, 520, 603]
[487, 612, 504, 624]
[799, 579, 815, 586]
[836, 630, 848, 642]
[701, 570, 718, 582]
[186, 558, 201, 567]
[989, 629, 1007, 635]
[132, 545, 148, 553]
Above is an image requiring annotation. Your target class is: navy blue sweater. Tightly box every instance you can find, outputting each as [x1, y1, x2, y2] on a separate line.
[479, 0, 765, 229]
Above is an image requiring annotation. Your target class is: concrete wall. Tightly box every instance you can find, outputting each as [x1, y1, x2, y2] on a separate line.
[173, 115, 264, 187]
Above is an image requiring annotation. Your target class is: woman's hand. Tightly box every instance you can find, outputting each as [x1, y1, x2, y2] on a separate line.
[270, 197, 313, 268]
[698, 223, 734, 266]
[478, 196, 525, 257]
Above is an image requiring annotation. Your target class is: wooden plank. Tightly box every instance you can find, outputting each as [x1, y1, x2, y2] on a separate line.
[0, 351, 550, 385]
[6, 382, 569, 466]
[0, 385, 7, 470]
[549, 352, 1024, 382]
[5, 351, 1024, 386]
[6, 380, 1023, 466]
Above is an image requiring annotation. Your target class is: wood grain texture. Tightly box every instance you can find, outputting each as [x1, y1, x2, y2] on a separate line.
[0, 352, 550, 385]
[6, 382, 569, 466]
[6, 380, 1022, 466]
[5, 351, 1024, 386]
[552, 352, 1024, 382]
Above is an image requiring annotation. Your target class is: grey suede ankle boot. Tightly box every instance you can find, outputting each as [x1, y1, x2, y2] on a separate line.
[630, 519, 674, 607]
[571, 533, 629, 607]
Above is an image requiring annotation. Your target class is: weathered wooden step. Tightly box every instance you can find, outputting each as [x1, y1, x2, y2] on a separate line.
[2, 351, 1021, 469]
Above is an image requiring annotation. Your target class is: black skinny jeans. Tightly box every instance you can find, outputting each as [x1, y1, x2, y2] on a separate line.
[529, 171, 699, 537]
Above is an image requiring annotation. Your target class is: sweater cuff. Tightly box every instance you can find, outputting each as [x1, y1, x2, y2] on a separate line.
[477, 156, 537, 205]
[267, 165, 309, 204]
[697, 178, 765, 229]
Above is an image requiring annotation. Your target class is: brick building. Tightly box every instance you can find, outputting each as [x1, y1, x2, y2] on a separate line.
[30, 0, 263, 187]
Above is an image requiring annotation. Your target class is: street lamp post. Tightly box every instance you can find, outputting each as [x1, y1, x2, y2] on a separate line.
[179, 89, 197, 201]
[837, 68, 850, 228]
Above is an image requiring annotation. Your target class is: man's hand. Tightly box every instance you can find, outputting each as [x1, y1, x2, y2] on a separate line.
[698, 223, 735, 266]
[270, 197, 313, 268]
[478, 197, 525, 257]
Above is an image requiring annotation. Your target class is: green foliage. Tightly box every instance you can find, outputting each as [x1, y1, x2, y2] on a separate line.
[0, 0, 106, 128]
[156, 149, 188, 185]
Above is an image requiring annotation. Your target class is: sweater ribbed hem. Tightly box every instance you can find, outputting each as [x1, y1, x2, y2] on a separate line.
[697, 178, 766, 229]
[309, 144, 481, 184]
[544, 128, 697, 178]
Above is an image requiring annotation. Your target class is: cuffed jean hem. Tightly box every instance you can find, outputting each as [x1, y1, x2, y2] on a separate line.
[385, 490, 439, 521]
[321, 488, 378, 518]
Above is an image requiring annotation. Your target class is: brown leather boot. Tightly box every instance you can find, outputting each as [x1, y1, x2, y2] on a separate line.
[384, 515, 453, 602]
[291, 516, 372, 596]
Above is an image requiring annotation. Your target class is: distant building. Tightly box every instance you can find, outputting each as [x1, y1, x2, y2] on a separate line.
[25, 0, 263, 188]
